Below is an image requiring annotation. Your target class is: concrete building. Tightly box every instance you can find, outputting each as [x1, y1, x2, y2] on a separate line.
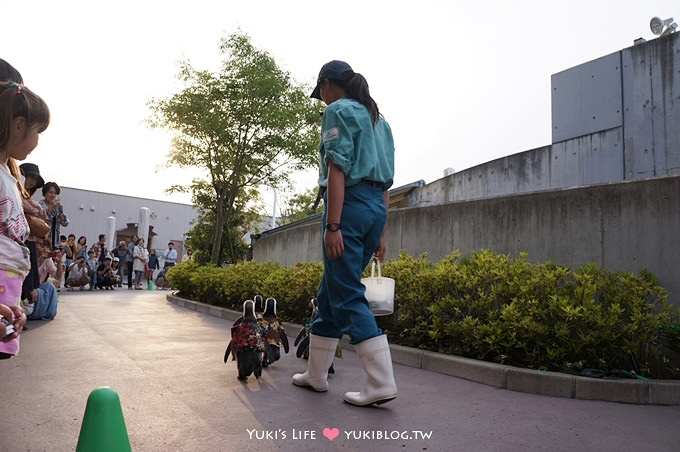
[52, 187, 198, 259]
[405, 32, 679, 206]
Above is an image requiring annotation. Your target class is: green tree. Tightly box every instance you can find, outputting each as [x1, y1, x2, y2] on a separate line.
[183, 181, 259, 265]
[147, 32, 320, 264]
[278, 187, 321, 225]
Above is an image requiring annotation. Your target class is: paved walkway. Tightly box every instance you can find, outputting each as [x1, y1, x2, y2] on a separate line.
[2, 290, 679, 452]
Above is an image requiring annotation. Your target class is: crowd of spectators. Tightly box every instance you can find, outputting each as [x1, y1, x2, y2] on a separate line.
[49, 233, 175, 292]
[17, 164, 181, 304]
[20, 181, 188, 293]
[22, 195, 191, 294]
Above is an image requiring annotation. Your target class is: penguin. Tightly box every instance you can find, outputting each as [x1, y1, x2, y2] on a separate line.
[224, 300, 266, 380]
[294, 298, 318, 358]
[257, 297, 289, 367]
[294, 298, 341, 373]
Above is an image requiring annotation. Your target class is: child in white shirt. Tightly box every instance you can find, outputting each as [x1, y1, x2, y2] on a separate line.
[0, 80, 50, 358]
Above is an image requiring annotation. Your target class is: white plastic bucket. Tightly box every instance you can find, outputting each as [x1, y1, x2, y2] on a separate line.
[361, 260, 395, 316]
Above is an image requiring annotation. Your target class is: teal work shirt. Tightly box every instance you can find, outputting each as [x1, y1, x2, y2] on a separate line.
[317, 98, 395, 191]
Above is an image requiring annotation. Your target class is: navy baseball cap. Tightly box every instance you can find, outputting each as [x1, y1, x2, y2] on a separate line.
[310, 60, 354, 100]
[19, 163, 45, 189]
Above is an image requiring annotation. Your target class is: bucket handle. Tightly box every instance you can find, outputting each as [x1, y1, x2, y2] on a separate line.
[370, 259, 382, 279]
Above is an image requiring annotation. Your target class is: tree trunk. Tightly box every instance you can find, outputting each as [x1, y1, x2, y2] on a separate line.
[211, 194, 225, 265]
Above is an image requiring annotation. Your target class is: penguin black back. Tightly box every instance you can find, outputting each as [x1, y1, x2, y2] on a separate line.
[243, 299, 257, 321]
[263, 297, 277, 317]
[254, 295, 265, 318]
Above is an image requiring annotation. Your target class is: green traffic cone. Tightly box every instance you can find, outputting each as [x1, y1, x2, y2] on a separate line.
[76, 387, 131, 452]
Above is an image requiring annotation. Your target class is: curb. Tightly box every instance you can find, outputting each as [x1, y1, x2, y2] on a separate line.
[166, 293, 680, 405]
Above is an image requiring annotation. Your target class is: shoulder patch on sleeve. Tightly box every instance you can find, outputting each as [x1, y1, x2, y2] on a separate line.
[322, 127, 339, 142]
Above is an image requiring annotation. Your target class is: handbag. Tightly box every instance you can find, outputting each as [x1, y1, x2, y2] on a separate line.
[361, 259, 395, 316]
[26, 214, 50, 238]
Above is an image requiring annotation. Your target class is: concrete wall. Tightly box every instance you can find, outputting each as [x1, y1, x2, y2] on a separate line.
[408, 33, 679, 207]
[406, 127, 631, 207]
[253, 176, 680, 307]
[622, 33, 680, 178]
[407, 128, 625, 207]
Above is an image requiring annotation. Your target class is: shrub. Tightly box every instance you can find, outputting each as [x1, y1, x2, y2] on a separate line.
[416, 252, 673, 376]
[220, 261, 281, 310]
[260, 262, 323, 324]
[166, 262, 197, 297]
[172, 250, 678, 378]
[188, 264, 229, 307]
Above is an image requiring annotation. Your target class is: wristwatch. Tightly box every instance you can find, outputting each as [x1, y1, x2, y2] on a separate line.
[325, 222, 341, 232]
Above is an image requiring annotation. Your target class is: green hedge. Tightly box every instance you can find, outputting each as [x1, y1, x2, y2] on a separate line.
[167, 250, 680, 378]
[167, 261, 322, 321]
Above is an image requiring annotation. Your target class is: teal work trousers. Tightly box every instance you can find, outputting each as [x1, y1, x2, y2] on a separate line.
[312, 182, 385, 344]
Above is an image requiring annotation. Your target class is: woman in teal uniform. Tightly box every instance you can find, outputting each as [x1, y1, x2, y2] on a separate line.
[292, 60, 397, 406]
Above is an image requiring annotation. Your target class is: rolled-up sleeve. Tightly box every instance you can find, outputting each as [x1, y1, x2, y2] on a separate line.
[321, 107, 354, 176]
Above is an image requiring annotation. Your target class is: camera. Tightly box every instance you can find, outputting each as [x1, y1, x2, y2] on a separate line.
[1, 317, 14, 338]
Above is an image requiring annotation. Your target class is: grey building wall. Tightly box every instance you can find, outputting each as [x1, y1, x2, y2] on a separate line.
[50, 187, 198, 254]
[622, 34, 680, 178]
[407, 32, 679, 207]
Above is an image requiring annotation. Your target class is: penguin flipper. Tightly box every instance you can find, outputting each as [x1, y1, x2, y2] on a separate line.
[224, 343, 232, 363]
[296, 335, 309, 358]
[280, 332, 290, 354]
[294, 328, 306, 346]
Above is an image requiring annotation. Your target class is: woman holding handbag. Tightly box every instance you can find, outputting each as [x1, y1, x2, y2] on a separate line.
[132, 237, 149, 290]
[292, 60, 397, 406]
[19, 162, 49, 240]
[38, 181, 69, 250]
[126, 234, 138, 289]
[16, 162, 48, 319]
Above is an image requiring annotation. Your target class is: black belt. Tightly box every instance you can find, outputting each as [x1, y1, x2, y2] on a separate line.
[361, 180, 383, 188]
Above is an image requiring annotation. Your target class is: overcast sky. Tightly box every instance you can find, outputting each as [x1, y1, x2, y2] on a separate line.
[3, 0, 677, 210]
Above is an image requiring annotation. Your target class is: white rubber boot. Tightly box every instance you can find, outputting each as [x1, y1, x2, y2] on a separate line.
[344, 335, 397, 406]
[292, 335, 339, 392]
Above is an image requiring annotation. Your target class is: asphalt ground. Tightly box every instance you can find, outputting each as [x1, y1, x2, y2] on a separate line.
[1, 289, 679, 452]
